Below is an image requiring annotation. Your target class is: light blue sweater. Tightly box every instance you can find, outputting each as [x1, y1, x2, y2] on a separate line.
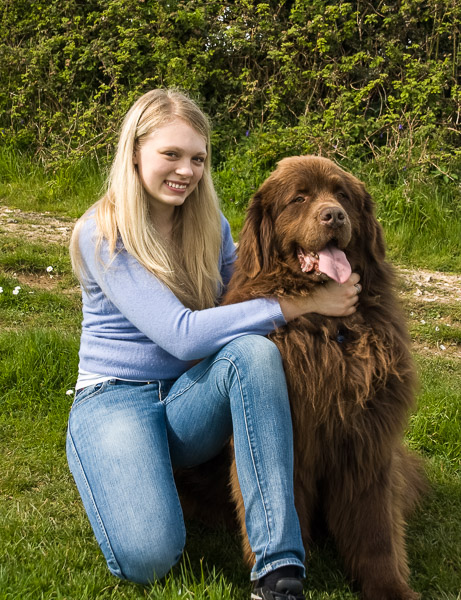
[76, 213, 286, 383]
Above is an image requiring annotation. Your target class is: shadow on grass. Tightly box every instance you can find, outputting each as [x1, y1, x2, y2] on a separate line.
[180, 458, 461, 600]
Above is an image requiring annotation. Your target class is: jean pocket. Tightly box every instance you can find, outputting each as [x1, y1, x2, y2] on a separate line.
[71, 381, 106, 410]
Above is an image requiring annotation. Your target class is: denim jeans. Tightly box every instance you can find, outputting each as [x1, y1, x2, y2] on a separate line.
[66, 334, 305, 584]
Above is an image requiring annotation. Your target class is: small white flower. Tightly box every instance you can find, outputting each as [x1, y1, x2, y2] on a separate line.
[46, 266, 53, 272]
[0, 287, 3, 293]
[435, 326, 440, 331]
[440, 344, 446, 351]
[12, 287, 20, 295]
[420, 319, 426, 324]
[66, 389, 75, 396]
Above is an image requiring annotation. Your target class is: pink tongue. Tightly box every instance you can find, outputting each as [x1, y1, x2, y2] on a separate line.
[318, 244, 352, 284]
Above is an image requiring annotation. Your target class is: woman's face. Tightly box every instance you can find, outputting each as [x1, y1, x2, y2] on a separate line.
[134, 118, 207, 218]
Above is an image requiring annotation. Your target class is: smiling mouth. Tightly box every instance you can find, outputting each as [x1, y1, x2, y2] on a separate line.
[165, 180, 188, 190]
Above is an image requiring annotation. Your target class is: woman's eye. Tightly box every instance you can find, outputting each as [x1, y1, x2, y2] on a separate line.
[193, 156, 205, 164]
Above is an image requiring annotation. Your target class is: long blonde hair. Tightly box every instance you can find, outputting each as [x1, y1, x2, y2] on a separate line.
[70, 89, 223, 310]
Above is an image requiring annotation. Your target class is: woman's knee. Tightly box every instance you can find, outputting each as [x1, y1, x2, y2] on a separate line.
[113, 530, 185, 584]
[225, 334, 282, 367]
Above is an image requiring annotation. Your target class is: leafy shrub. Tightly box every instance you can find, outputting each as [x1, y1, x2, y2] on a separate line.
[0, 0, 458, 172]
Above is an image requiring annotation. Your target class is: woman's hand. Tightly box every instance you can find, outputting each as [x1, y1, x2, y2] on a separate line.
[279, 273, 361, 322]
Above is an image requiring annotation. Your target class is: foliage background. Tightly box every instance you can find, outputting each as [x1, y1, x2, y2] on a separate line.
[1, 0, 459, 173]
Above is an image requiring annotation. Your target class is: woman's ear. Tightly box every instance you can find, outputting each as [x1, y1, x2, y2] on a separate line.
[133, 151, 138, 165]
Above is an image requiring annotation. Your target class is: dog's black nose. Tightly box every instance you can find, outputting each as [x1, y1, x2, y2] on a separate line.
[320, 206, 346, 228]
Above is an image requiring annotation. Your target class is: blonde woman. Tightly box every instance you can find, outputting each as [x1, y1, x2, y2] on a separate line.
[67, 89, 360, 600]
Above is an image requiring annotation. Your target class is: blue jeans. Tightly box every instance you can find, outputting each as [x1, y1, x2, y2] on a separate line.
[66, 335, 305, 584]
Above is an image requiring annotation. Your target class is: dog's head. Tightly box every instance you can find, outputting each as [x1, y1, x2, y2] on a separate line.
[237, 156, 386, 287]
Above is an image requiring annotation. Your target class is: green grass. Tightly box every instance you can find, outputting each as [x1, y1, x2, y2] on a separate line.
[409, 357, 461, 464]
[0, 273, 81, 331]
[0, 157, 460, 599]
[0, 235, 72, 274]
[0, 236, 81, 330]
[0, 147, 104, 218]
[403, 302, 461, 349]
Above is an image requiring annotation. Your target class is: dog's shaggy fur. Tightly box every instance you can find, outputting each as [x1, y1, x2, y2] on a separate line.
[222, 156, 426, 600]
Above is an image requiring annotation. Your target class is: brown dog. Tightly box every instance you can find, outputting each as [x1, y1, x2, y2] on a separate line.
[223, 156, 426, 600]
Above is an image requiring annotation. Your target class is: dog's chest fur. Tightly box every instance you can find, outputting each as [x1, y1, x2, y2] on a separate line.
[267, 311, 409, 430]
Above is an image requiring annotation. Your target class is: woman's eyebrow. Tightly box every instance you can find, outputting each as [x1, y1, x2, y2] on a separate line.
[159, 145, 207, 156]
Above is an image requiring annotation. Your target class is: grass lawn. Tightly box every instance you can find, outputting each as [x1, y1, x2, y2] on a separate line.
[0, 200, 460, 599]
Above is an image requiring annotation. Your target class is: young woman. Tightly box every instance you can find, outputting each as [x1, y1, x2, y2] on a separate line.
[67, 89, 360, 600]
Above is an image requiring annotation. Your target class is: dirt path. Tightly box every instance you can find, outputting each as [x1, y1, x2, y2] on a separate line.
[398, 268, 461, 305]
[0, 205, 75, 245]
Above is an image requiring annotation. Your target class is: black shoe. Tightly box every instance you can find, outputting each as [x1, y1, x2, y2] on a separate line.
[251, 577, 305, 600]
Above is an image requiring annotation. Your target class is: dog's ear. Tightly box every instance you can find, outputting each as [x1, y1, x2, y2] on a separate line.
[360, 190, 386, 263]
[342, 172, 386, 264]
[237, 192, 275, 278]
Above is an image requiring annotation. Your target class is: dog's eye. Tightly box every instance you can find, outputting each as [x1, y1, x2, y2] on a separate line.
[336, 191, 349, 201]
[292, 196, 305, 203]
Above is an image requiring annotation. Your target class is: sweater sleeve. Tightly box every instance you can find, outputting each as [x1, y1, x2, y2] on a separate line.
[79, 217, 286, 362]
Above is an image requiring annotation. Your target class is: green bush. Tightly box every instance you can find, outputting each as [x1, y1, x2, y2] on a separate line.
[0, 0, 459, 170]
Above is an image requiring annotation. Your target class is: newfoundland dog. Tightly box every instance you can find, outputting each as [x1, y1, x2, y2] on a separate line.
[222, 156, 426, 600]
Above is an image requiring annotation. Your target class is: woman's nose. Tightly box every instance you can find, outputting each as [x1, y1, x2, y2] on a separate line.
[175, 161, 194, 177]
